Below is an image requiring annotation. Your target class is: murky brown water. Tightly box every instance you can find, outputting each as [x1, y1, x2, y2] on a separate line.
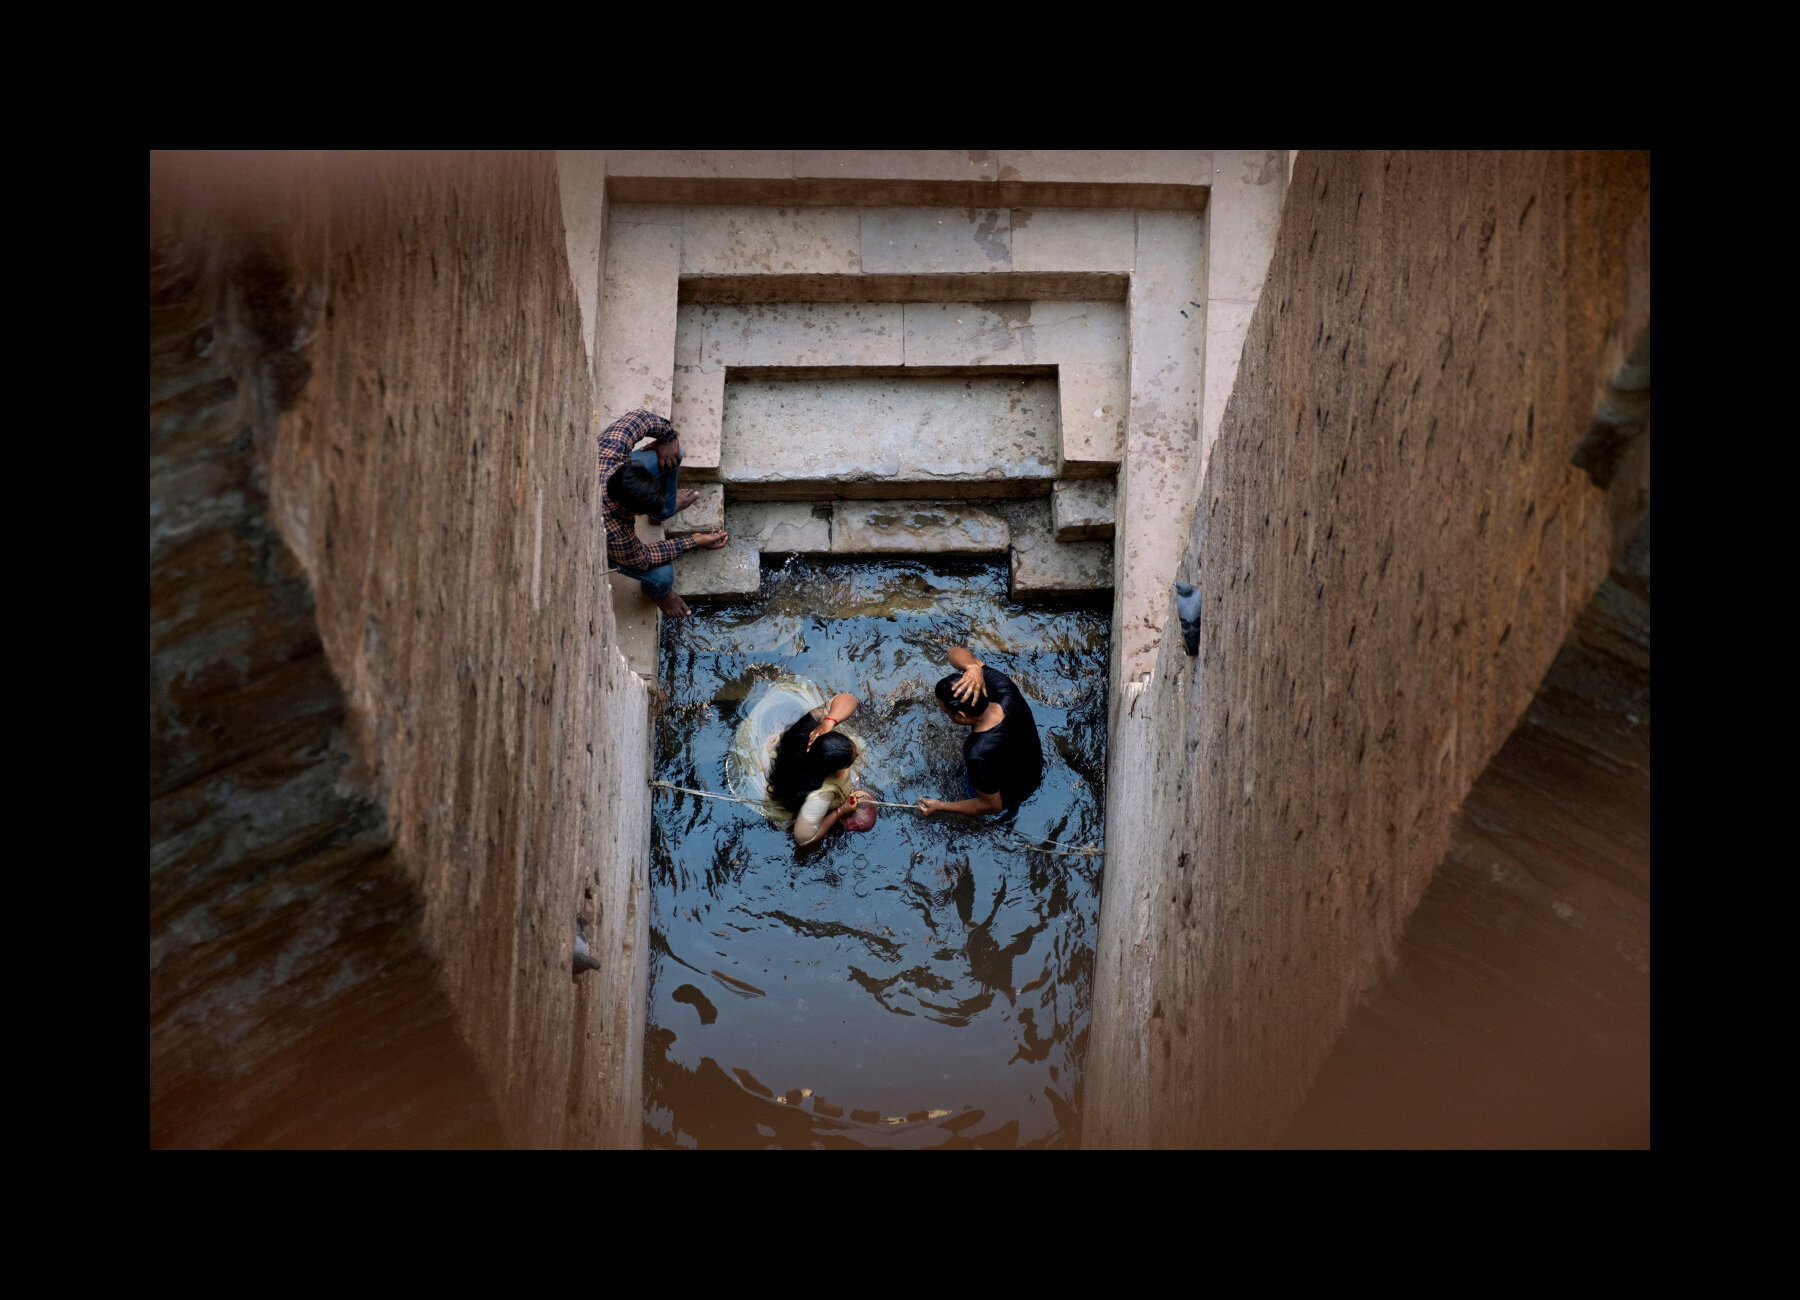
[644, 557, 1110, 1148]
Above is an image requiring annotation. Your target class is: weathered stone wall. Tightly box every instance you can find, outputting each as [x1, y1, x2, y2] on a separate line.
[150, 156, 503, 1147]
[1087, 151, 1650, 1147]
[150, 151, 652, 1148]
[1281, 519, 1651, 1147]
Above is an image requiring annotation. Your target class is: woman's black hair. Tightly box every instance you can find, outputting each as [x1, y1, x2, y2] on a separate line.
[767, 715, 856, 812]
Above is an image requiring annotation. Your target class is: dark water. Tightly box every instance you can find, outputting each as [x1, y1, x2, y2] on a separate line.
[644, 557, 1110, 1149]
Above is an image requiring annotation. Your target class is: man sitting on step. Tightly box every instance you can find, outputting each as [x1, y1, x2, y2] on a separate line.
[597, 408, 729, 618]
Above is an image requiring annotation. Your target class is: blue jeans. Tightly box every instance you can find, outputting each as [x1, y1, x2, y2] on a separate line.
[616, 446, 682, 599]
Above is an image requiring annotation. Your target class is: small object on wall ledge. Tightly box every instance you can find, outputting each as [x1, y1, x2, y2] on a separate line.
[1175, 582, 1203, 656]
[573, 924, 602, 977]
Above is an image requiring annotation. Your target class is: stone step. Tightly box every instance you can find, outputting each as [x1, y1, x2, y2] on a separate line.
[667, 298, 1128, 487]
[605, 573, 661, 681]
[1058, 363, 1126, 474]
[672, 500, 834, 602]
[661, 495, 1111, 605]
[831, 501, 1009, 555]
[673, 531, 761, 602]
[730, 500, 833, 555]
[663, 482, 724, 536]
[1052, 479, 1116, 540]
[595, 217, 680, 421]
[601, 150, 1212, 209]
[995, 498, 1113, 597]
[670, 366, 723, 478]
[719, 373, 1060, 499]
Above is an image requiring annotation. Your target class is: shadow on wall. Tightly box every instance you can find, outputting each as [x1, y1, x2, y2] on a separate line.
[1280, 516, 1650, 1148]
[150, 152, 507, 1148]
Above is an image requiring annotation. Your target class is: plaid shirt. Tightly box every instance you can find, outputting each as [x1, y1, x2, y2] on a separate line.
[597, 409, 701, 571]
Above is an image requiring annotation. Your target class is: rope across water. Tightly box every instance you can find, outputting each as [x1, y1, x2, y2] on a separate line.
[647, 780, 1103, 858]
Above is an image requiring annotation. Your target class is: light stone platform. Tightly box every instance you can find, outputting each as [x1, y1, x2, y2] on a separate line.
[670, 296, 1129, 485]
[719, 374, 1060, 499]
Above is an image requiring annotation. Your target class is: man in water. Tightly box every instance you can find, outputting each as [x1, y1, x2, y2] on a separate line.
[597, 408, 730, 618]
[917, 645, 1043, 817]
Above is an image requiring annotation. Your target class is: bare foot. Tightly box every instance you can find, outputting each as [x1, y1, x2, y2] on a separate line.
[652, 592, 691, 618]
[672, 488, 699, 513]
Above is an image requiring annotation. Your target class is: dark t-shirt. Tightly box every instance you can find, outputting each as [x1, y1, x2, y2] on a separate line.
[963, 666, 1043, 810]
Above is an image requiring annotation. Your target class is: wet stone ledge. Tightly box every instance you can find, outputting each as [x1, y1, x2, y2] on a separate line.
[669, 495, 1111, 603]
[831, 501, 1010, 555]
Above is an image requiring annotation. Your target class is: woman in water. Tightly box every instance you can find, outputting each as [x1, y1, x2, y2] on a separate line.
[767, 692, 875, 845]
[728, 675, 877, 845]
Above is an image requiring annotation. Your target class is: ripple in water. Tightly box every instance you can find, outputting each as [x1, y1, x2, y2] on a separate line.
[644, 557, 1110, 1149]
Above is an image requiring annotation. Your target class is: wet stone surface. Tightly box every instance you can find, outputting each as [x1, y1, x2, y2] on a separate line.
[831, 501, 1010, 555]
[645, 558, 1110, 1149]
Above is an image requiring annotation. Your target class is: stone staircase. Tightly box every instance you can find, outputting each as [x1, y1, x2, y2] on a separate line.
[594, 196, 1202, 682]
[673, 496, 1112, 601]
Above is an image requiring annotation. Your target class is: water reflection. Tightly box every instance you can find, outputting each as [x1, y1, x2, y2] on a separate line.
[643, 557, 1109, 1149]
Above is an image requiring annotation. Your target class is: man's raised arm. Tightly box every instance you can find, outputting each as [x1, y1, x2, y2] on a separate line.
[945, 645, 987, 708]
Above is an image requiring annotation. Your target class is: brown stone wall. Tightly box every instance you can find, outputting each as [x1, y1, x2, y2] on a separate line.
[1087, 151, 1650, 1147]
[150, 151, 652, 1148]
[1280, 520, 1651, 1147]
[150, 156, 503, 1147]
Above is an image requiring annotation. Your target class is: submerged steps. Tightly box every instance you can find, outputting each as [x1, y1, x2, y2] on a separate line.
[617, 494, 1112, 687]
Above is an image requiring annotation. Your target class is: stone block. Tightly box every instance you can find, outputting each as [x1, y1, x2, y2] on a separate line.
[596, 222, 681, 419]
[674, 305, 703, 368]
[607, 203, 682, 227]
[728, 500, 832, 555]
[1011, 208, 1137, 273]
[719, 374, 1060, 496]
[903, 301, 1126, 367]
[680, 270, 1130, 305]
[608, 151, 794, 179]
[692, 302, 905, 369]
[671, 365, 724, 477]
[664, 482, 724, 536]
[1116, 208, 1206, 684]
[674, 534, 761, 601]
[996, 150, 1211, 187]
[1206, 151, 1286, 304]
[1052, 480, 1116, 540]
[860, 208, 1012, 274]
[794, 151, 997, 183]
[831, 501, 1010, 555]
[606, 572, 661, 680]
[1058, 364, 1128, 471]
[680, 206, 861, 276]
[1009, 514, 1113, 597]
